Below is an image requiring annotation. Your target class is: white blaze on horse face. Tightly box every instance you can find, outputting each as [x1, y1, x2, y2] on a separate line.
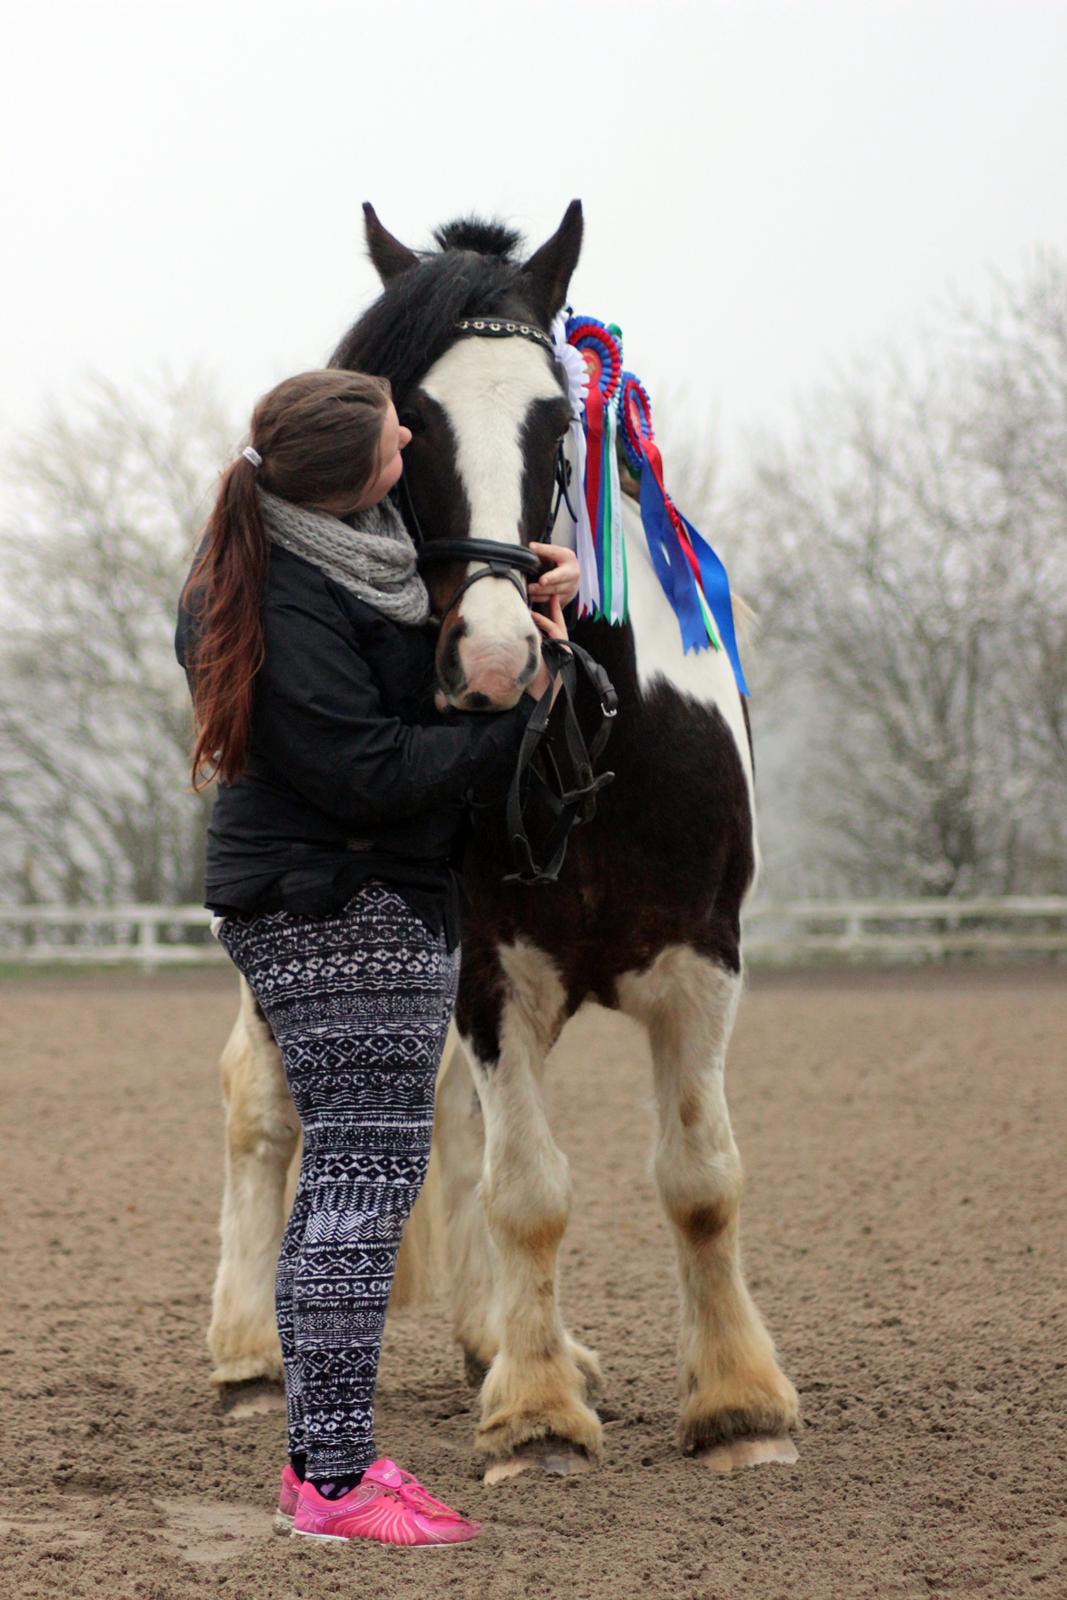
[421, 338, 558, 706]
[620, 494, 758, 863]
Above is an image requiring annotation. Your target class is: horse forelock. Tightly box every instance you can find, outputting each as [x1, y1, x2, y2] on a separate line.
[432, 216, 524, 258]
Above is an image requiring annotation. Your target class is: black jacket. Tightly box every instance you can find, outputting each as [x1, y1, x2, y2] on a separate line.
[175, 543, 536, 948]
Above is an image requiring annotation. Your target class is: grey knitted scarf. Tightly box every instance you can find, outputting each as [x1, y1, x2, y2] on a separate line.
[257, 487, 429, 625]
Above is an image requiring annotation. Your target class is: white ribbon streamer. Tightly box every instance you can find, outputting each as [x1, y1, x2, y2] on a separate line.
[551, 312, 600, 615]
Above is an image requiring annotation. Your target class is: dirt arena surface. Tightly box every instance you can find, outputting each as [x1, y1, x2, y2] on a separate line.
[2, 964, 1065, 1599]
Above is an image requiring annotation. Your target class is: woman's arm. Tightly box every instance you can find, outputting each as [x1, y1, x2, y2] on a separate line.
[251, 594, 535, 829]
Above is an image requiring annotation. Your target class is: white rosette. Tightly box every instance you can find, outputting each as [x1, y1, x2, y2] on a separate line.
[551, 312, 600, 617]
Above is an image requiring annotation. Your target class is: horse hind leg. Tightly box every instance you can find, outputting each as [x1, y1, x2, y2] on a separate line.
[383, 1022, 491, 1372]
[433, 1029, 498, 1385]
[207, 976, 299, 1388]
[617, 945, 800, 1470]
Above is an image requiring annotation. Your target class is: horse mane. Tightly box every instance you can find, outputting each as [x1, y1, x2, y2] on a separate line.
[329, 214, 537, 397]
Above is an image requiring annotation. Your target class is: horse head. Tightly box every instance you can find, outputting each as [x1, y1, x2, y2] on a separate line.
[331, 201, 583, 711]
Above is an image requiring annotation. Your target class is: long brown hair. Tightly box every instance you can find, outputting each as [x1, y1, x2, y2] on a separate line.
[184, 369, 391, 789]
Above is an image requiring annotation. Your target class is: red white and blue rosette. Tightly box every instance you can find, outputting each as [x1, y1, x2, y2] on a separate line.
[618, 372, 653, 475]
[564, 315, 627, 624]
[566, 316, 622, 404]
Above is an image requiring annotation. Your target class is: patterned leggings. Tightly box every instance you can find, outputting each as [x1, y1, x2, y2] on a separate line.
[216, 882, 460, 1477]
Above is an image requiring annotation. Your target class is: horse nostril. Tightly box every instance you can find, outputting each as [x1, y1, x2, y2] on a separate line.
[465, 692, 491, 710]
[440, 621, 468, 692]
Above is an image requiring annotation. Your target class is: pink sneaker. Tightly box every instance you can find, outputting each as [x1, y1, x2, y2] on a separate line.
[290, 1457, 482, 1547]
[272, 1463, 302, 1535]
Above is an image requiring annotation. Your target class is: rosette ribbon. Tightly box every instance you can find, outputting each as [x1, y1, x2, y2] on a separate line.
[618, 372, 749, 693]
[564, 314, 628, 624]
[550, 312, 598, 615]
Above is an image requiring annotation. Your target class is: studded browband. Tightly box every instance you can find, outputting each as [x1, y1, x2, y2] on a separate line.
[453, 318, 554, 354]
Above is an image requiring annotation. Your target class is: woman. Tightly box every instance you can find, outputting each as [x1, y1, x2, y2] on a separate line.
[176, 368, 578, 1548]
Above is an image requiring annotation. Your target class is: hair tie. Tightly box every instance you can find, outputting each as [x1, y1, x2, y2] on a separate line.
[242, 445, 262, 468]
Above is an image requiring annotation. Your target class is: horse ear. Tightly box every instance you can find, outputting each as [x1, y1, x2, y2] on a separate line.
[521, 200, 583, 323]
[363, 202, 419, 282]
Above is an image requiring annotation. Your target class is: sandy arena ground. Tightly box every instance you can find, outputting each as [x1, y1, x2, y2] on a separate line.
[2, 964, 1065, 1599]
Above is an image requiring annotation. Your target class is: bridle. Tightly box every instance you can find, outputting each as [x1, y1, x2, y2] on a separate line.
[397, 315, 618, 885]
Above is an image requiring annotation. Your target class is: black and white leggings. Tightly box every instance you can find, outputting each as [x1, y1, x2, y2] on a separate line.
[215, 882, 460, 1477]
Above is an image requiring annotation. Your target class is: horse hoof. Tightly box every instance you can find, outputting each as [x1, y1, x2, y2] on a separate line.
[217, 1378, 286, 1423]
[695, 1435, 798, 1473]
[482, 1442, 596, 1485]
[462, 1347, 491, 1389]
[209, 1350, 284, 1387]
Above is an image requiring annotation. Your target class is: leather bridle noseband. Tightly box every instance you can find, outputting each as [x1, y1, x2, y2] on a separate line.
[408, 523, 545, 619]
[396, 316, 619, 885]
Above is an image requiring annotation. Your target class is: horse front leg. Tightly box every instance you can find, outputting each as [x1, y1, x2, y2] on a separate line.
[207, 977, 300, 1387]
[456, 938, 603, 1478]
[617, 945, 800, 1469]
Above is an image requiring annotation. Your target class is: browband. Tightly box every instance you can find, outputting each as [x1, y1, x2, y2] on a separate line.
[453, 318, 554, 354]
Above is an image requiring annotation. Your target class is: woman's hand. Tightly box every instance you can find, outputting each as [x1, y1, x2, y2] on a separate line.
[527, 542, 580, 607]
[525, 593, 571, 704]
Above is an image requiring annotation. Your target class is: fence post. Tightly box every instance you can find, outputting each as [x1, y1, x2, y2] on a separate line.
[138, 911, 160, 975]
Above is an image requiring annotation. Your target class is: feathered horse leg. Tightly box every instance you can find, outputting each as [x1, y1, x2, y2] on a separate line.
[617, 945, 800, 1470]
[433, 1031, 499, 1386]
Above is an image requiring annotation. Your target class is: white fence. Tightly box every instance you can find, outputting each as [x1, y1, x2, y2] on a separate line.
[1, 897, 1066, 970]
[742, 896, 1067, 963]
[0, 904, 223, 969]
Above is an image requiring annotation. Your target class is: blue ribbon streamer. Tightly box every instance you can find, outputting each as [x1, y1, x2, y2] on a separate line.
[677, 510, 750, 696]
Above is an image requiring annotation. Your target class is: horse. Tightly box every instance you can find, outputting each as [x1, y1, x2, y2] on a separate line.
[206, 200, 800, 1479]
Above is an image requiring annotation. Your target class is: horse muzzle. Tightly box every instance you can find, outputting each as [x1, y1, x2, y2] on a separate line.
[419, 538, 545, 709]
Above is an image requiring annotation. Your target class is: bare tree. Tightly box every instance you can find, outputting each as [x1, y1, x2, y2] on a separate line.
[731, 252, 1067, 897]
[0, 369, 236, 904]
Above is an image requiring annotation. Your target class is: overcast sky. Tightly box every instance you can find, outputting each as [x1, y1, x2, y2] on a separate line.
[2, 0, 1065, 476]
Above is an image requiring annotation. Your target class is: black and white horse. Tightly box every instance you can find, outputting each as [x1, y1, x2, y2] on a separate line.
[207, 201, 799, 1478]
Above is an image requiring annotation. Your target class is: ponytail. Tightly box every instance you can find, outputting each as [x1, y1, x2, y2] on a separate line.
[184, 455, 268, 789]
[183, 368, 392, 789]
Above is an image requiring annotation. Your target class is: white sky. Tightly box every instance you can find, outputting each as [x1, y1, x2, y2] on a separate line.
[2, 0, 1066, 473]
